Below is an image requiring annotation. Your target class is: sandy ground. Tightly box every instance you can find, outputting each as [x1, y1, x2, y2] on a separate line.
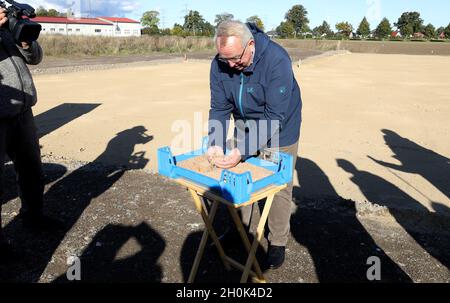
[32, 53, 450, 214]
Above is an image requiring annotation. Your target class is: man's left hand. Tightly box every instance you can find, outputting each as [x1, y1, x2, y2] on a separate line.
[214, 148, 242, 169]
[20, 42, 31, 49]
[0, 8, 8, 27]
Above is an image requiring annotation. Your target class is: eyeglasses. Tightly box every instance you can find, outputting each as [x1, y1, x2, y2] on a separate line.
[218, 41, 250, 64]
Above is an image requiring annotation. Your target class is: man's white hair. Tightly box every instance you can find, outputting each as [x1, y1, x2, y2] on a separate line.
[214, 20, 254, 48]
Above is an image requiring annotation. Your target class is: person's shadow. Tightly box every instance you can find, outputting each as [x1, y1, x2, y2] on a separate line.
[52, 222, 165, 282]
[370, 129, 450, 200]
[291, 157, 412, 282]
[0, 126, 153, 282]
[34, 103, 101, 139]
[337, 158, 450, 270]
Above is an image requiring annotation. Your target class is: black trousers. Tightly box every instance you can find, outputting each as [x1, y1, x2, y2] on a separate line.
[0, 108, 44, 228]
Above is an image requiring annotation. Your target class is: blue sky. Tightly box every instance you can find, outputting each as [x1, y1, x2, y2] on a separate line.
[31, 1, 450, 30]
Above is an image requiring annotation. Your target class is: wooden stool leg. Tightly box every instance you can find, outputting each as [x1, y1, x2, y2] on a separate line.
[189, 190, 231, 271]
[187, 195, 220, 282]
[188, 226, 210, 282]
[240, 194, 275, 283]
[227, 206, 266, 283]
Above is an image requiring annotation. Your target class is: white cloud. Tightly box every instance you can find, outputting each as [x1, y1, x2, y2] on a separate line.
[26, 0, 66, 11]
[24, 0, 141, 17]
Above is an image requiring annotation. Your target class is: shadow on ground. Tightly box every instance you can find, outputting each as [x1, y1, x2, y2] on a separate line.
[0, 125, 155, 282]
[291, 157, 413, 282]
[337, 129, 450, 270]
[52, 222, 165, 282]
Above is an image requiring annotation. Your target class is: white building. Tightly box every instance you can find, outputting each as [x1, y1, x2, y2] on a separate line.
[34, 16, 141, 37]
[98, 17, 141, 37]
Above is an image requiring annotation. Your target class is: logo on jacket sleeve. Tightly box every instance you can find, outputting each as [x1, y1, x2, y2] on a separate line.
[279, 86, 287, 94]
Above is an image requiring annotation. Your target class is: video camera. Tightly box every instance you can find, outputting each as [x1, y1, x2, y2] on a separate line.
[0, 0, 41, 43]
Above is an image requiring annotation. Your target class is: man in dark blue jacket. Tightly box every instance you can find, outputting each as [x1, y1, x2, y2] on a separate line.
[207, 20, 302, 269]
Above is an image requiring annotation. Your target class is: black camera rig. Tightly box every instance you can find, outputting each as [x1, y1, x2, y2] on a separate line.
[0, 0, 41, 43]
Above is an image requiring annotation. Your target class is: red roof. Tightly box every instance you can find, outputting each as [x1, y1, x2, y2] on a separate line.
[98, 17, 140, 24]
[33, 16, 112, 25]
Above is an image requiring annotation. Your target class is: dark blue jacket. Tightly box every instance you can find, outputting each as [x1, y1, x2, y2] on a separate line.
[208, 23, 302, 159]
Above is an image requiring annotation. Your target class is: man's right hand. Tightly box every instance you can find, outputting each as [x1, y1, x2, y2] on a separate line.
[0, 8, 8, 27]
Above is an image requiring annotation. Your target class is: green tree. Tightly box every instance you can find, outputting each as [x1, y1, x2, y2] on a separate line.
[335, 22, 353, 37]
[200, 21, 215, 36]
[436, 26, 445, 36]
[276, 21, 295, 38]
[141, 27, 160, 35]
[183, 10, 205, 36]
[423, 23, 436, 39]
[141, 11, 160, 36]
[247, 15, 264, 31]
[183, 10, 212, 36]
[445, 24, 450, 39]
[301, 24, 312, 34]
[285, 4, 309, 37]
[171, 23, 186, 36]
[160, 28, 171, 36]
[313, 20, 333, 38]
[395, 12, 424, 36]
[214, 13, 234, 27]
[375, 17, 392, 39]
[35, 7, 64, 17]
[401, 24, 414, 38]
[47, 9, 60, 17]
[141, 11, 160, 28]
[357, 17, 371, 38]
[35, 6, 48, 16]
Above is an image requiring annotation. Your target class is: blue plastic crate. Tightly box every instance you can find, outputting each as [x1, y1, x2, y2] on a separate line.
[157, 138, 293, 204]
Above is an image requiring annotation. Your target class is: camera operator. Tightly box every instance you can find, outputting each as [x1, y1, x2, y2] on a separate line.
[0, 7, 62, 258]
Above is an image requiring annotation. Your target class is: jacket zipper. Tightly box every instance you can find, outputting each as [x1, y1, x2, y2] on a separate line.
[238, 73, 245, 118]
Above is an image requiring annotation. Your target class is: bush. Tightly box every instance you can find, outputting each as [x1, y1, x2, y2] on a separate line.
[37, 35, 215, 57]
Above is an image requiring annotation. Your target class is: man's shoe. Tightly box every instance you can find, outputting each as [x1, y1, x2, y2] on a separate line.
[267, 245, 285, 270]
[21, 214, 66, 232]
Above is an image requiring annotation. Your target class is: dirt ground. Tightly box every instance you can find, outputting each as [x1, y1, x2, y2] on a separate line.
[276, 39, 450, 56]
[1, 51, 449, 282]
[1, 167, 449, 282]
